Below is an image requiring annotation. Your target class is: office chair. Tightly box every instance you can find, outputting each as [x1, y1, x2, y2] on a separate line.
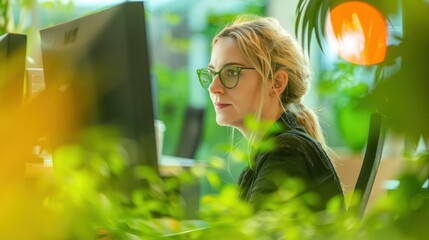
[175, 106, 205, 159]
[348, 112, 386, 218]
[172, 105, 205, 219]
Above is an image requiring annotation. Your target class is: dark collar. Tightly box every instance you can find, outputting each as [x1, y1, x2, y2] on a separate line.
[262, 110, 304, 141]
[248, 111, 302, 158]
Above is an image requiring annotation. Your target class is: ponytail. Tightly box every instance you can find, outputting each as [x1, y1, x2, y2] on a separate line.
[288, 102, 328, 151]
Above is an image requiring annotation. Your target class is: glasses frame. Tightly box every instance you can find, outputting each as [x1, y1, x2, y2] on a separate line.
[196, 64, 255, 90]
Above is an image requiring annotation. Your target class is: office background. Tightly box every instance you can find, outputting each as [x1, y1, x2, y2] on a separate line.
[2, 0, 410, 196]
[3, 0, 429, 239]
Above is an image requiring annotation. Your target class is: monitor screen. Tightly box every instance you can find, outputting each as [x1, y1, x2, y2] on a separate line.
[0, 33, 27, 109]
[40, 2, 159, 183]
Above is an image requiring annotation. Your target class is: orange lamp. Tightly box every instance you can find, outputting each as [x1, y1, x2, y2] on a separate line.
[326, 1, 388, 65]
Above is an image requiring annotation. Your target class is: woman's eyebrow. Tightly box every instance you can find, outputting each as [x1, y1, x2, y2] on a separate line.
[226, 62, 246, 66]
[207, 62, 246, 69]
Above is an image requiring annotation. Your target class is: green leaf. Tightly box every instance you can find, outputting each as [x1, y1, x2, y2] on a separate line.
[206, 171, 221, 188]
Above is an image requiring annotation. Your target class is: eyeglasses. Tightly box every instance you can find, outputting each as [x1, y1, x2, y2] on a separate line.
[196, 65, 255, 90]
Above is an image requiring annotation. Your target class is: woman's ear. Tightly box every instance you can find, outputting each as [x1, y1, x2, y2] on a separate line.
[271, 69, 288, 96]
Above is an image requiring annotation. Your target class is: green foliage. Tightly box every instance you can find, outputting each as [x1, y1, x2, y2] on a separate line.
[204, 0, 267, 44]
[368, 0, 429, 139]
[295, 0, 331, 53]
[0, 122, 425, 239]
[359, 152, 429, 239]
[297, 0, 429, 141]
[40, 0, 73, 10]
[35, 126, 196, 238]
[152, 63, 189, 155]
[1, 0, 73, 34]
[319, 62, 371, 151]
[0, 0, 10, 35]
[295, 0, 400, 54]
[293, 0, 429, 228]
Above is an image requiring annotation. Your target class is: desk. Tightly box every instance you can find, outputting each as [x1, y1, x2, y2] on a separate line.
[160, 155, 202, 176]
[25, 155, 202, 219]
[332, 151, 405, 211]
[26, 155, 200, 178]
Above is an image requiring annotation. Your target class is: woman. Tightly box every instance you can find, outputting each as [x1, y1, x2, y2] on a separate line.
[196, 15, 344, 211]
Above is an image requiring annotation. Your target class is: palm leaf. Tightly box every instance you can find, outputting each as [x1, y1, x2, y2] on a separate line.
[295, 0, 309, 39]
[374, 44, 402, 84]
[295, 0, 331, 53]
[317, 0, 331, 50]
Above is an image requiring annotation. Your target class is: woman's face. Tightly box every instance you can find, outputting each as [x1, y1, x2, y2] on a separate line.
[208, 37, 271, 133]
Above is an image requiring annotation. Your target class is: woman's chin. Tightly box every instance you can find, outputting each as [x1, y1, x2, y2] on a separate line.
[216, 119, 227, 126]
[216, 117, 239, 128]
[216, 117, 230, 127]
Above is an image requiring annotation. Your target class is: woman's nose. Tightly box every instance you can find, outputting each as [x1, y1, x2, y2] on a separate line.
[208, 74, 224, 94]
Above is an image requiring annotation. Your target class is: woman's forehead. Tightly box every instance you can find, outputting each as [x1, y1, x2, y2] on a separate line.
[210, 37, 249, 68]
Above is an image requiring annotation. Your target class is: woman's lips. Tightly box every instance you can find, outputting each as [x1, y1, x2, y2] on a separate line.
[215, 102, 231, 110]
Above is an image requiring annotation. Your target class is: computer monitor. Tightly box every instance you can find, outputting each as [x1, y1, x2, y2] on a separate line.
[40, 2, 159, 184]
[0, 33, 27, 109]
[0, 32, 27, 193]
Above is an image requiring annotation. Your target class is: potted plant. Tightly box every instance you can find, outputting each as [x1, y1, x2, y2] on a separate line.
[295, 0, 429, 238]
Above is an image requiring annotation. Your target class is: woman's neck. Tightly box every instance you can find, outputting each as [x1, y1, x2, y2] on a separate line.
[239, 114, 283, 141]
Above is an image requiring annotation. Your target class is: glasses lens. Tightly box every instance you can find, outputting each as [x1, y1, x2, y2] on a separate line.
[197, 68, 213, 89]
[220, 66, 239, 88]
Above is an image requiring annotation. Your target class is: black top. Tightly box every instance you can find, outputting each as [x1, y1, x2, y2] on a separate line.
[238, 111, 344, 211]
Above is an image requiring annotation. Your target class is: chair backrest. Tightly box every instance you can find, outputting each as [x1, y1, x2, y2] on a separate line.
[349, 112, 386, 218]
[175, 106, 205, 159]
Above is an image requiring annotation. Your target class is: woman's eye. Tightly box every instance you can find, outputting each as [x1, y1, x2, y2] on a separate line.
[225, 68, 239, 77]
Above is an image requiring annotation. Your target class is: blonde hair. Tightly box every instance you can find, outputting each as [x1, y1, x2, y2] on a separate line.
[213, 15, 328, 150]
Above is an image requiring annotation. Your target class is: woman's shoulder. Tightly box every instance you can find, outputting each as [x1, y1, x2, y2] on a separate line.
[271, 127, 324, 158]
[253, 128, 315, 172]
[256, 127, 333, 175]
[275, 127, 316, 146]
